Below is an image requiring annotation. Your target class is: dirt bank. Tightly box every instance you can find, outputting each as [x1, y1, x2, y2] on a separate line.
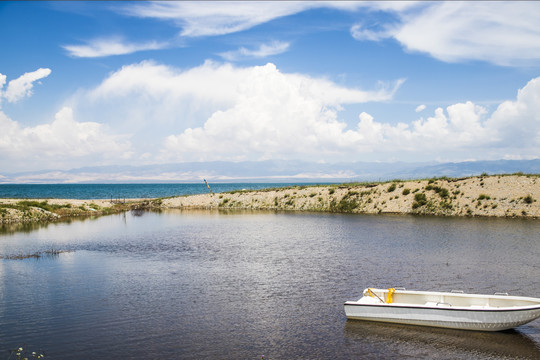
[163, 175, 539, 218]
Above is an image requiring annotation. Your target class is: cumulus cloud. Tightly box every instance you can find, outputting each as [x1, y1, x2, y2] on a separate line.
[69, 61, 540, 166]
[485, 77, 540, 152]
[154, 62, 404, 161]
[0, 68, 51, 104]
[328, 77, 540, 161]
[0, 107, 132, 171]
[219, 41, 290, 61]
[77, 60, 402, 144]
[63, 37, 168, 58]
[160, 73, 539, 162]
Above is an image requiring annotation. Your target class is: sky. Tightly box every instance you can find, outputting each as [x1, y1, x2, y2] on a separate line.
[1, 1, 540, 177]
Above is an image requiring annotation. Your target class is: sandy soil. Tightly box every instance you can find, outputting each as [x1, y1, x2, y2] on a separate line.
[162, 175, 539, 218]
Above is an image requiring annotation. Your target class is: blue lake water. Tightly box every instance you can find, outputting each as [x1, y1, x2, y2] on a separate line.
[0, 183, 320, 200]
[1, 210, 539, 359]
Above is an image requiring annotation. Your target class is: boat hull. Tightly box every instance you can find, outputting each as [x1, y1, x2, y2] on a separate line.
[344, 289, 540, 331]
[344, 303, 540, 331]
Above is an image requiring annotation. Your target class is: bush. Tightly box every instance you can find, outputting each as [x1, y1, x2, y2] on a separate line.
[524, 195, 534, 204]
[438, 187, 449, 198]
[412, 193, 428, 209]
[387, 183, 397, 192]
[402, 188, 411, 195]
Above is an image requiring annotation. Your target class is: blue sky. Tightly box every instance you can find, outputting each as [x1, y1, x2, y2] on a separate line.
[1, 1, 540, 179]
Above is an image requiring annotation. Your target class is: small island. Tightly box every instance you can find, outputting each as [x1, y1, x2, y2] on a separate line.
[1, 174, 538, 225]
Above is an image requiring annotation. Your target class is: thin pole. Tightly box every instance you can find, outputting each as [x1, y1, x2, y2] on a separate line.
[204, 179, 213, 194]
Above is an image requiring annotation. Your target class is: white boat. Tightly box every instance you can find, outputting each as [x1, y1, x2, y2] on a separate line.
[344, 288, 540, 331]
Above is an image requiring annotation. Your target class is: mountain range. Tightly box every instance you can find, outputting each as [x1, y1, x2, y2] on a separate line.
[1, 159, 539, 184]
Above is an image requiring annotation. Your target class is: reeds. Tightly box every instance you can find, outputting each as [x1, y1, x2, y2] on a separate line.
[0, 249, 73, 260]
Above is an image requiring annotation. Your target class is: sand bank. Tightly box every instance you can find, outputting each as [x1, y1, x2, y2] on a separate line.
[163, 174, 539, 218]
[1, 175, 538, 224]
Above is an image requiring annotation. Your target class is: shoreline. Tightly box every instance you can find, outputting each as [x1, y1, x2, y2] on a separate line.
[1, 174, 538, 224]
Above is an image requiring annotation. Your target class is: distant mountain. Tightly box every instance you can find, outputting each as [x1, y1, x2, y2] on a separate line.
[1, 159, 538, 184]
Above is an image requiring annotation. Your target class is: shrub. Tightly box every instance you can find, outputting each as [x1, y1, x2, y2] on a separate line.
[220, 198, 230, 206]
[440, 188, 449, 198]
[440, 201, 453, 210]
[478, 194, 491, 200]
[402, 188, 410, 195]
[524, 195, 534, 204]
[412, 193, 428, 209]
[387, 183, 397, 192]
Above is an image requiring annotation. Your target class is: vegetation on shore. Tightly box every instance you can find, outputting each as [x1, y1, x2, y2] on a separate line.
[0, 199, 163, 225]
[164, 173, 539, 219]
[0, 174, 538, 225]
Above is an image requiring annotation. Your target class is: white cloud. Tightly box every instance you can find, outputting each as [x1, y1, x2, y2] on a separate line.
[78, 60, 402, 138]
[162, 73, 539, 162]
[415, 104, 426, 112]
[121, 1, 390, 38]
[0, 68, 51, 104]
[122, 1, 311, 37]
[373, 2, 540, 66]
[331, 77, 540, 161]
[0, 107, 132, 171]
[219, 41, 290, 61]
[485, 77, 540, 151]
[113, 2, 540, 66]
[116, 2, 540, 66]
[68, 62, 540, 166]
[63, 37, 168, 58]
[152, 62, 403, 161]
[350, 23, 395, 42]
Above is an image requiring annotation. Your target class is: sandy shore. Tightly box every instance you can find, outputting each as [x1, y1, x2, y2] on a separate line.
[1, 175, 538, 224]
[163, 174, 539, 218]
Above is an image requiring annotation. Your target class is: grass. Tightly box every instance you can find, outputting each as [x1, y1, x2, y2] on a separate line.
[1, 249, 73, 260]
[0, 200, 71, 213]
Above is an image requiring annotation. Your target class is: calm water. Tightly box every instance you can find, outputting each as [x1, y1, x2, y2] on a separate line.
[0, 183, 319, 199]
[0, 211, 539, 359]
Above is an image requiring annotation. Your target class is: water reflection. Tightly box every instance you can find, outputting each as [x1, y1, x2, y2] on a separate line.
[344, 320, 540, 359]
[0, 215, 102, 236]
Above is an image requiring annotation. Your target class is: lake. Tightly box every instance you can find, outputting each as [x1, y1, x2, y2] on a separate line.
[0, 183, 320, 199]
[1, 210, 539, 359]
